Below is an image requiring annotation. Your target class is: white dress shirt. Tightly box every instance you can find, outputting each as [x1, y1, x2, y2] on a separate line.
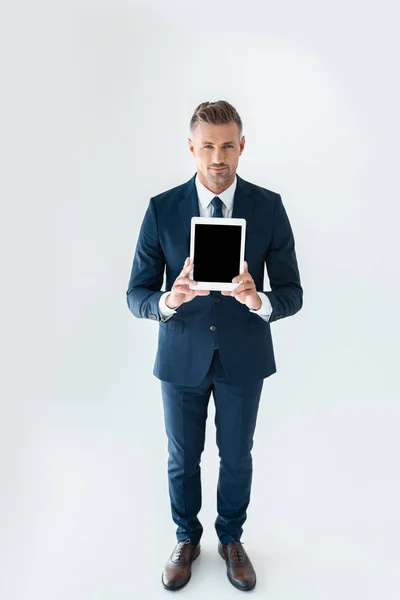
[158, 173, 273, 322]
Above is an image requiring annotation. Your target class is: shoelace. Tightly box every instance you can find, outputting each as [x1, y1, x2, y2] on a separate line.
[228, 542, 247, 563]
[173, 538, 191, 561]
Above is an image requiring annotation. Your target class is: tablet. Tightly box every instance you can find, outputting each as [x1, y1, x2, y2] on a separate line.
[189, 216, 246, 291]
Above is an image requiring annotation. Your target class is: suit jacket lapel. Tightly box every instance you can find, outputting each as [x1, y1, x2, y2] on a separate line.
[232, 173, 255, 223]
[177, 174, 200, 238]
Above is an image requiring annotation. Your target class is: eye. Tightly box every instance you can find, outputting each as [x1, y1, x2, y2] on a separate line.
[203, 144, 234, 149]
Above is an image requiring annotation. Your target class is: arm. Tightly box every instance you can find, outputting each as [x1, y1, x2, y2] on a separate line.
[263, 194, 303, 322]
[126, 197, 168, 322]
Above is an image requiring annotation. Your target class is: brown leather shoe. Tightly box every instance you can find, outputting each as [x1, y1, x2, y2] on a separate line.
[162, 538, 201, 591]
[218, 541, 256, 591]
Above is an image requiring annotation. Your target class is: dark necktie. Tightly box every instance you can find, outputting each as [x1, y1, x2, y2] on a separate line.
[211, 196, 223, 217]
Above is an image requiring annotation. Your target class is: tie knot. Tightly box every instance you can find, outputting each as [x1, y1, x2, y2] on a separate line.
[211, 196, 223, 217]
[211, 196, 223, 209]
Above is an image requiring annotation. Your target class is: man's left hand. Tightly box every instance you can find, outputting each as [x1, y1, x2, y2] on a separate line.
[221, 261, 262, 310]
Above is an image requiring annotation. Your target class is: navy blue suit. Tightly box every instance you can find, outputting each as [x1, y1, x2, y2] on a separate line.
[126, 172, 303, 544]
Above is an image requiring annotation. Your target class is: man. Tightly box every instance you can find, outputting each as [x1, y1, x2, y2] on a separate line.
[126, 100, 303, 591]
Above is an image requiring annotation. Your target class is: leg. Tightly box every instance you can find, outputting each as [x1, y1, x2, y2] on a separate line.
[212, 350, 264, 543]
[161, 365, 214, 546]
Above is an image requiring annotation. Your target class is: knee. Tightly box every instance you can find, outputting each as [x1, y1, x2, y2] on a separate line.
[167, 441, 205, 472]
[217, 446, 253, 473]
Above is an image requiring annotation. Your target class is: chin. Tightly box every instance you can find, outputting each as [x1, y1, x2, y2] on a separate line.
[208, 169, 231, 181]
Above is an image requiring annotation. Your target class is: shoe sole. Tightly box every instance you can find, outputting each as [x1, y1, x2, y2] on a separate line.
[218, 545, 257, 592]
[161, 546, 201, 591]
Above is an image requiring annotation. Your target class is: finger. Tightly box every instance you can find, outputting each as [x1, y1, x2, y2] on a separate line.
[178, 287, 196, 295]
[232, 283, 254, 296]
[232, 274, 251, 283]
[175, 276, 197, 287]
[235, 282, 254, 291]
[173, 282, 199, 294]
[235, 286, 253, 296]
[179, 264, 194, 280]
[176, 285, 208, 296]
[232, 278, 251, 286]
[172, 282, 192, 293]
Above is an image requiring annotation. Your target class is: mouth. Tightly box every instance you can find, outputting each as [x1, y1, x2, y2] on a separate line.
[211, 167, 227, 172]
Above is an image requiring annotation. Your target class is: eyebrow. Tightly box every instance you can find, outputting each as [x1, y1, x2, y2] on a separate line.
[201, 141, 236, 144]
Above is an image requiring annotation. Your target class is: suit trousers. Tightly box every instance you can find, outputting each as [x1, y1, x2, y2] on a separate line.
[160, 348, 264, 546]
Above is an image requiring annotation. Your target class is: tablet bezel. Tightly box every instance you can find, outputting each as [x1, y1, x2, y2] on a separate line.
[189, 216, 246, 291]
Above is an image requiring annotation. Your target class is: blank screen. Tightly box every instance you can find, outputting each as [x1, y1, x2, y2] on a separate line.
[192, 223, 242, 283]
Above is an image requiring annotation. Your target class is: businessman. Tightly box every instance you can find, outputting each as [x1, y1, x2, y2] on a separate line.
[126, 100, 303, 591]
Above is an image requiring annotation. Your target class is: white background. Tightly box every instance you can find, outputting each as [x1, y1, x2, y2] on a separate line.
[1, 1, 400, 598]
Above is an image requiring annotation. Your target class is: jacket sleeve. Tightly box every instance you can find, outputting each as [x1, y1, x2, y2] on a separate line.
[263, 193, 303, 322]
[126, 197, 166, 322]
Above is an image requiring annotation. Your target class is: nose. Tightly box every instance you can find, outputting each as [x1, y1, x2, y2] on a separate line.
[212, 150, 226, 165]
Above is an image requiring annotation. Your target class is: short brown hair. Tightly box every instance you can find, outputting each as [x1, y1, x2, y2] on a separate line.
[189, 100, 243, 139]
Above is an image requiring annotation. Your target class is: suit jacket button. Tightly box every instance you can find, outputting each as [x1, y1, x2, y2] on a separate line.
[150, 314, 157, 320]
[214, 297, 220, 303]
[210, 325, 216, 331]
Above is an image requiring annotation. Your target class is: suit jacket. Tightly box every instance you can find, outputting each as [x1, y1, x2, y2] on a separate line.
[126, 172, 303, 386]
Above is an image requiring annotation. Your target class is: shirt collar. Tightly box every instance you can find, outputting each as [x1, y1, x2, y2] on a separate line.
[195, 172, 237, 212]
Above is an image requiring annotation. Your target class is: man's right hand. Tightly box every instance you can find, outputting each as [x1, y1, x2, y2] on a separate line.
[165, 257, 210, 309]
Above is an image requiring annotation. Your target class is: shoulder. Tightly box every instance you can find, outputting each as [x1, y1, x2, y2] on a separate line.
[238, 176, 282, 215]
[151, 177, 190, 207]
[237, 174, 281, 206]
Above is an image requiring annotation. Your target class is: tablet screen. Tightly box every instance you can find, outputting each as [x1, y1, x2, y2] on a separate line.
[193, 223, 242, 283]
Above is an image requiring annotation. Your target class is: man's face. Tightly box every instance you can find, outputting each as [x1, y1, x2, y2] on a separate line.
[188, 121, 245, 190]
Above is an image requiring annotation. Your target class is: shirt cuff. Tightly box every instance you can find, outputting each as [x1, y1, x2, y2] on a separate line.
[158, 291, 178, 321]
[248, 292, 273, 320]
